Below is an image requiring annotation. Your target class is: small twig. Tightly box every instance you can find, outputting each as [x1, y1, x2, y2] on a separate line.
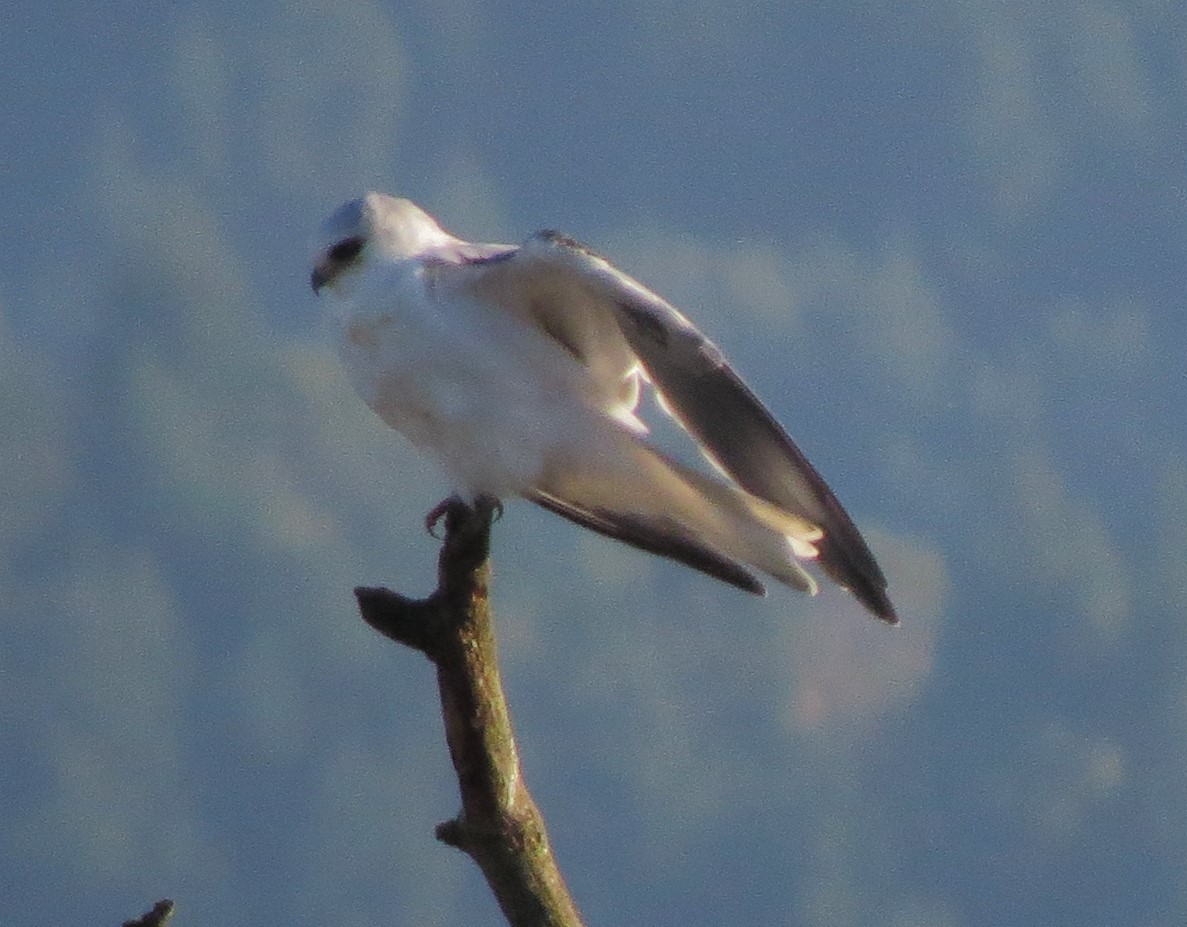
[122, 899, 174, 927]
[355, 496, 585, 927]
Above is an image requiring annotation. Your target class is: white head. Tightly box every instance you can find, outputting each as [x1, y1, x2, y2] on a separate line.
[309, 193, 456, 295]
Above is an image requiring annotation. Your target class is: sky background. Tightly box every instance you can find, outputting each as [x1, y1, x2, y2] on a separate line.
[1, 2, 1184, 925]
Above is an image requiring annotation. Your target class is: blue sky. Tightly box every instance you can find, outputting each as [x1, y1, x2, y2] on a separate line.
[1, 2, 1184, 925]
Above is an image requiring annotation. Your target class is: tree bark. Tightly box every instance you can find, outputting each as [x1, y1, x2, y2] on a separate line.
[122, 899, 174, 927]
[355, 497, 585, 927]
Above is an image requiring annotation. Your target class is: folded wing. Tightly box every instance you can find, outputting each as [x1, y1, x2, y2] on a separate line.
[461, 231, 897, 624]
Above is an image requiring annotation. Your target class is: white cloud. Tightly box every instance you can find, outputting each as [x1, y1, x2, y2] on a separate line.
[955, 4, 1065, 222]
[5, 544, 210, 888]
[251, 0, 408, 195]
[170, 11, 233, 175]
[1063, 4, 1158, 142]
[966, 291, 1152, 648]
[1045, 295, 1151, 378]
[0, 305, 73, 551]
[227, 626, 311, 760]
[969, 352, 1134, 647]
[298, 739, 463, 927]
[785, 233, 960, 414]
[777, 529, 948, 731]
[429, 150, 511, 244]
[987, 719, 1126, 849]
[1010, 445, 1132, 643]
[952, 2, 1169, 217]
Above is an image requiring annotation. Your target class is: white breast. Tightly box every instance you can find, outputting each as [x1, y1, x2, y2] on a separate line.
[332, 261, 601, 496]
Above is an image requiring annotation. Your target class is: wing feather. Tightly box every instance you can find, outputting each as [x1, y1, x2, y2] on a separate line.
[457, 231, 896, 623]
[610, 298, 895, 622]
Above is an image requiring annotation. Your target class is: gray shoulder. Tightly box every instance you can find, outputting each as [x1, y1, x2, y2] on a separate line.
[457, 243, 520, 266]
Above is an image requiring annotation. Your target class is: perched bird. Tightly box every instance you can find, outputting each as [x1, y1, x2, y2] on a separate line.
[311, 193, 896, 624]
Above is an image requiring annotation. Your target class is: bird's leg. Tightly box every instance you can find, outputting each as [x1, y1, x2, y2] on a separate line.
[425, 494, 504, 539]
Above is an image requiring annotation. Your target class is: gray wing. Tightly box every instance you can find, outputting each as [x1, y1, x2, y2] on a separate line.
[506, 231, 897, 624]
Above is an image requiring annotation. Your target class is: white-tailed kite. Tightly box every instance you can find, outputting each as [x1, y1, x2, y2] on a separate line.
[311, 194, 896, 624]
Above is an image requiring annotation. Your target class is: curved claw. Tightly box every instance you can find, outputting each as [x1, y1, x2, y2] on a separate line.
[476, 495, 504, 523]
[425, 496, 460, 539]
[425, 495, 504, 539]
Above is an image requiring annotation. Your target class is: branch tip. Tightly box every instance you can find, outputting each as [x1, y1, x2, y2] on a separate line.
[354, 585, 438, 652]
[435, 818, 466, 849]
[122, 899, 175, 927]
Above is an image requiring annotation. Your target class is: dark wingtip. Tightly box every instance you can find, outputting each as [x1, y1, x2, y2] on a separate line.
[741, 575, 768, 597]
[817, 536, 897, 625]
[853, 583, 899, 625]
[874, 601, 900, 626]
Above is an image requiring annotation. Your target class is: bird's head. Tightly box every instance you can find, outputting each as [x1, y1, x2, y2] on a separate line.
[310, 192, 455, 295]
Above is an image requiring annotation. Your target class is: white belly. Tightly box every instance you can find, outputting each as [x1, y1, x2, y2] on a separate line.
[335, 267, 596, 496]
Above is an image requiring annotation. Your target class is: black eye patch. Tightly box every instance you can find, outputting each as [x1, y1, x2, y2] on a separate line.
[329, 236, 365, 263]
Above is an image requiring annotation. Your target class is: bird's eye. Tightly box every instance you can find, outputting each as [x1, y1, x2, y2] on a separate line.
[329, 236, 364, 263]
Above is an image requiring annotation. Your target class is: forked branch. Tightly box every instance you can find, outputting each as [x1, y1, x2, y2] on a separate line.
[354, 497, 584, 927]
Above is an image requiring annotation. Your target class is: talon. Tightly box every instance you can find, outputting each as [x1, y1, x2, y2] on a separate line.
[479, 495, 504, 523]
[424, 497, 458, 538]
[425, 494, 502, 538]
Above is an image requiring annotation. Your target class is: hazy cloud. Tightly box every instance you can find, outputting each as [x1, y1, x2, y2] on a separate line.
[251, 0, 408, 195]
[780, 530, 948, 731]
[0, 306, 72, 550]
[955, 4, 1065, 222]
[6, 544, 206, 889]
[1063, 4, 1158, 143]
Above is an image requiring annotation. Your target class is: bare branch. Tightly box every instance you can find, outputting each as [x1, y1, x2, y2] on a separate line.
[355, 496, 585, 927]
[122, 899, 174, 927]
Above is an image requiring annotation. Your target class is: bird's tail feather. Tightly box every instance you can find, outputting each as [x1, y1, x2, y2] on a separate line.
[527, 490, 767, 594]
[531, 430, 820, 594]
